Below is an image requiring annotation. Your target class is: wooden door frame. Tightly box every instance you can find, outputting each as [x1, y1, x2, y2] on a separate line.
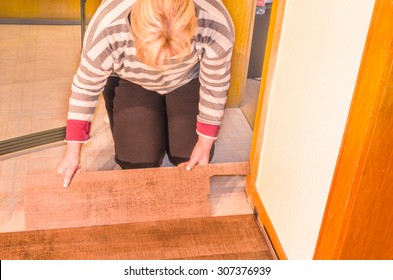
[246, 0, 288, 260]
[313, 0, 393, 259]
[246, 0, 392, 259]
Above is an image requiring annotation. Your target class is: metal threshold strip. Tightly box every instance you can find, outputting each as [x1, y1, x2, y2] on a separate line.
[0, 127, 66, 156]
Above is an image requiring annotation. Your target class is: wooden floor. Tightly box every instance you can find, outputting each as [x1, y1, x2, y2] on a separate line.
[0, 214, 274, 260]
[24, 162, 249, 230]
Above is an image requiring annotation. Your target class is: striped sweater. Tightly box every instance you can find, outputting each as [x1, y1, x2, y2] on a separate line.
[66, 0, 234, 142]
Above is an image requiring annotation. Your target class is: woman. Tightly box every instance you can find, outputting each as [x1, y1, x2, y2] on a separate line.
[58, 0, 234, 187]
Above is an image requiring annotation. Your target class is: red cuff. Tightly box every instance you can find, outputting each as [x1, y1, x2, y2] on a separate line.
[196, 121, 220, 138]
[66, 120, 91, 141]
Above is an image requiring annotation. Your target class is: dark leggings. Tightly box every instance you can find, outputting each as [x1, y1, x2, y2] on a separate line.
[103, 76, 214, 169]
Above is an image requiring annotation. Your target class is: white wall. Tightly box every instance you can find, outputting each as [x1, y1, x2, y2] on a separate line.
[256, 0, 374, 259]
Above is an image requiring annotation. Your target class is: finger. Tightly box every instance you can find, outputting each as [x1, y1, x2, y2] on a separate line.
[186, 157, 199, 171]
[57, 163, 66, 174]
[63, 166, 77, 188]
[199, 157, 209, 165]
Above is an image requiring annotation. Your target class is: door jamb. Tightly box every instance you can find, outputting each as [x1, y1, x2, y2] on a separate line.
[246, 0, 288, 260]
[313, 0, 393, 259]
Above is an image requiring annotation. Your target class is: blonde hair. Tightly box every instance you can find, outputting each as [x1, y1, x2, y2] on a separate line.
[131, 0, 197, 67]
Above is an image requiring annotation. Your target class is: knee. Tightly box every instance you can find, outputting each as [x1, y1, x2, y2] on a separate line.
[115, 155, 163, 169]
[167, 143, 215, 166]
[167, 155, 189, 166]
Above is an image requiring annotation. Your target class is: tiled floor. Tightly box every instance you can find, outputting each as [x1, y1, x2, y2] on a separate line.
[0, 24, 257, 233]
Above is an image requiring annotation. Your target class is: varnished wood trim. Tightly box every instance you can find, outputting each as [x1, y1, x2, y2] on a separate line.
[248, 185, 288, 260]
[245, 0, 287, 258]
[246, 0, 286, 197]
[314, 0, 393, 259]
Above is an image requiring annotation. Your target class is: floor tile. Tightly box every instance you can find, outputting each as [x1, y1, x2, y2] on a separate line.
[34, 59, 79, 82]
[0, 61, 16, 84]
[27, 144, 66, 160]
[31, 113, 67, 133]
[5, 117, 32, 139]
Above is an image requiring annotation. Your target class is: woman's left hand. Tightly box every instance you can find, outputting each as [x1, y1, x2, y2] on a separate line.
[186, 135, 215, 171]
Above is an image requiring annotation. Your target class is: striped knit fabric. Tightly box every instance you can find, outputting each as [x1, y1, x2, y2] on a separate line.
[66, 0, 234, 142]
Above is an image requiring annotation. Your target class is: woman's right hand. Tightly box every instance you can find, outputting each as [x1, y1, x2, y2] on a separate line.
[57, 142, 82, 188]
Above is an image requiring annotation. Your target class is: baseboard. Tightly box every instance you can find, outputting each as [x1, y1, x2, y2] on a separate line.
[247, 179, 287, 260]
